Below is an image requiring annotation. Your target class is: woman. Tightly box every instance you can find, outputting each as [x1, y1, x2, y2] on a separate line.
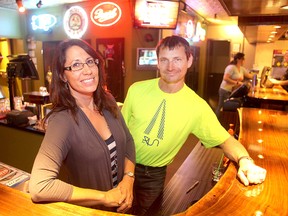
[29, 39, 135, 213]
[215, 52, 253, 118]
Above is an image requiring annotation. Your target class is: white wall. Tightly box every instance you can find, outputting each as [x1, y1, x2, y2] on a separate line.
[0, 8, 26, 38]
[255, 40, 288, 73]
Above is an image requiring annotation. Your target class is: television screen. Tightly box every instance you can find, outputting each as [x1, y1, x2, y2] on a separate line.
[134, 0, 179, 29]
[136, 48, 158, 70]
[7, 54, 39, 80]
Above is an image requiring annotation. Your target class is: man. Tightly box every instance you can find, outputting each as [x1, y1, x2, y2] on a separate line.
[121, 35, 266, 215]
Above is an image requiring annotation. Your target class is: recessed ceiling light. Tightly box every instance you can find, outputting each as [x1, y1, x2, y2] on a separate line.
[280, 5, 288, 9]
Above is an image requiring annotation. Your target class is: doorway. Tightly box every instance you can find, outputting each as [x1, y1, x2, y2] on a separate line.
[96, 38, 125, 102]
[204, 39, 230, 110]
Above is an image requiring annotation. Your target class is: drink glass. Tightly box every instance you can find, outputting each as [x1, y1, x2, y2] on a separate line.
[212, 162, 226, 182]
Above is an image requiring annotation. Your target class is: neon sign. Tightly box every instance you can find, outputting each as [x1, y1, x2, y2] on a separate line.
[90, 2, 122, 27]
[186, 19, 195, 39]
[31, 14, 57, 31]
[193, 22, 206, 42]
[63, 6, 88, 39]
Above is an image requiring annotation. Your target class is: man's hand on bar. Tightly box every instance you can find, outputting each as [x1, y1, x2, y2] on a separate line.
[237, 158, 267, 186]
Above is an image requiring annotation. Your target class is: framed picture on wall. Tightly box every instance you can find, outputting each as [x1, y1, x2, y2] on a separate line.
[272, 50, 288, 67]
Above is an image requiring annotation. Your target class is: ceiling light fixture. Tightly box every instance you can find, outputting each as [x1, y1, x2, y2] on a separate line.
[16, 0, 25, 12]
[36, 0, 43, 8]
[280, 5, 288, 9]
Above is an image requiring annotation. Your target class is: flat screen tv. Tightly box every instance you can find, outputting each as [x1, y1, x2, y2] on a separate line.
[134, 0, 180, 29]
[6, 54, 39, 80]
[136, 48, 158, 70]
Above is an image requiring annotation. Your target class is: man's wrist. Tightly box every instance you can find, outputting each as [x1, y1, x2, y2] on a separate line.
[238, 156, 254, 165]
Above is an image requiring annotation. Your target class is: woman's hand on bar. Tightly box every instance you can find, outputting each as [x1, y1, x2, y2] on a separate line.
[116, 174, 134, 213]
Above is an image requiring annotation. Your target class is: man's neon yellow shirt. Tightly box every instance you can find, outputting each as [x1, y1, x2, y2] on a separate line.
[121, 78, 230, 167]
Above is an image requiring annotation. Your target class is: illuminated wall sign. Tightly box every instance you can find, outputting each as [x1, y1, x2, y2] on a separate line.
[63, 6, 88, 39]
[31, 14, 57, 31]
[90, 2, 122, 27]
[186, 19, 195, 39]
[193, 22, 206, 42]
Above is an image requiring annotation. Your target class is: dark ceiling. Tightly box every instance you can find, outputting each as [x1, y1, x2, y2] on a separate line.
[184, 0, 288, 43]
[219, 0, 288, 43]
[220, 0, 288, 16]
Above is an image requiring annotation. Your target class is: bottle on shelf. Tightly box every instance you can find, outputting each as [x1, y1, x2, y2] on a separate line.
[228, 123, 235, 136]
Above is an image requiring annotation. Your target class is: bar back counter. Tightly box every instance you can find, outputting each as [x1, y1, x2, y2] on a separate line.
[0, 107, 287, 215]
[0, 122, 44, 173]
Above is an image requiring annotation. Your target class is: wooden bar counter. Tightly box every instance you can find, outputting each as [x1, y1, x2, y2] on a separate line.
[180, 107, 288, 215]
[1, 107, 287, 215]
[247, 85, 288, 110]
[248, 85, 288, 101]
[0, 183, 128, 216]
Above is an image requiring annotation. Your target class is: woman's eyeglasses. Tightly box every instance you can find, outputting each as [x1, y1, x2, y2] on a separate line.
[64, 58, 99, 71]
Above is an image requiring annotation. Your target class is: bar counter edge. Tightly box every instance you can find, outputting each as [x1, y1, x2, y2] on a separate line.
[1, 107, 287, 215]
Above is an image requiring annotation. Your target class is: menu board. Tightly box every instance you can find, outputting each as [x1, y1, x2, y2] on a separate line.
[272, 50, 288, 67]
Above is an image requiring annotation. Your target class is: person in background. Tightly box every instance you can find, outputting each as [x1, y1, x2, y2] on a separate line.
[215, 52, 254, 118]
[29, 39, 135, 213]
[121, 36, 266, 215]
[269, 68, 288, 94]
[270, 78, 288, 86]
[269, 77, 288, 86]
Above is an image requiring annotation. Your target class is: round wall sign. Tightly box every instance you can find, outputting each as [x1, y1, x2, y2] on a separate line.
[90, 2, 122, 27]
[64, 6, 88, 38]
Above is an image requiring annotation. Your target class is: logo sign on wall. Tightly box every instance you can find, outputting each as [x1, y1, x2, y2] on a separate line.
[31, 14, 57, 32]
[186, 19, 195, 39]
[63, 6, 88, 38]
[193, 22, 206, 42]
[90, 2, 122, 27]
